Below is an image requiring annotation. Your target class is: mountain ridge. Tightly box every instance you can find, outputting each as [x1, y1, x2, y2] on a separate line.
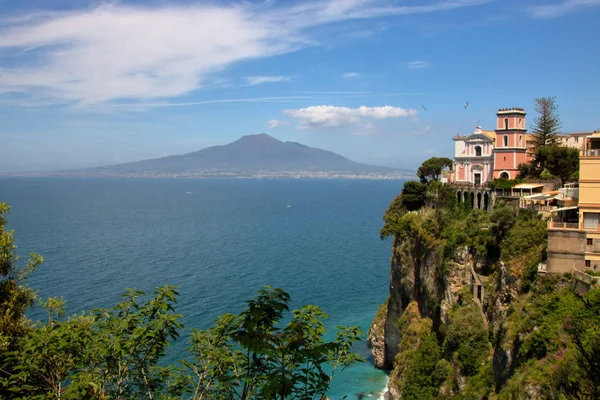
[4, 134, 414, 179]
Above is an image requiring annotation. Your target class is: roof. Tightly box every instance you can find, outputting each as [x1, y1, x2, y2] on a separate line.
[523, 191, 559, 200]
[481, 130, 496, 141]
[551, 206, 579, 213]
[557, 132, 594, 137]
[513, 183, 545, 189]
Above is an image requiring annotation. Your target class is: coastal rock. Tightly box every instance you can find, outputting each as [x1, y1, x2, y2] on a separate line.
[367, 298, 388, 368]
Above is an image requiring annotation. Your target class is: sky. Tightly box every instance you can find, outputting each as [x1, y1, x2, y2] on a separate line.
[0, 0, 599, 172]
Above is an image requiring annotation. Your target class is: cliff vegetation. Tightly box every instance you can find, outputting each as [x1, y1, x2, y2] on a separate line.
[369, 158, 600, 399]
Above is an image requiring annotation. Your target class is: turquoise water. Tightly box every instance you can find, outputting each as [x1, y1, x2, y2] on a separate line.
[0, 177, 401, 399]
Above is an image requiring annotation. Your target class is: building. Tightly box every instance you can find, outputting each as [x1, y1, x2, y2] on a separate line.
[451, 107, 531, 186]
[492, 108, 529, 180]
[547, 133, 600, 274]
[452, 126, 495, 186]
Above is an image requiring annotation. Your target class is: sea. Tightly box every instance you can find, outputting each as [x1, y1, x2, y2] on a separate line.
[0, 177, 403, 399]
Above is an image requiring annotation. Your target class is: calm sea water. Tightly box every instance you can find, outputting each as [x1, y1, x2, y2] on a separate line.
[0, 177, 402, 399]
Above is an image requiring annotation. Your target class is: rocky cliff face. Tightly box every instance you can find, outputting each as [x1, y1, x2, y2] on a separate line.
[369, 234, 487, 398]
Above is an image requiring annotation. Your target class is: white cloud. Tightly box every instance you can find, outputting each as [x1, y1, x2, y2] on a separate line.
[341, 72, 362, 78]
[406, 61, 431, 69]
[245, 76, 291, 86]
[283, 105, 417, 129]
[529, 0, 600, 18]
[0, 0, 492, 105]
[267, 119, 289, 128]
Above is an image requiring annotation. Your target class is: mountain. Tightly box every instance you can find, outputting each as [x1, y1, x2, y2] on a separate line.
[63, 134, 411, 179]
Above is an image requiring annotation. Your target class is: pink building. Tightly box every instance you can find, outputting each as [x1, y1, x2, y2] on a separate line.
[452, 126, 495, 186]
[492, 108, 529, 179]
[451, 107, 532, 186]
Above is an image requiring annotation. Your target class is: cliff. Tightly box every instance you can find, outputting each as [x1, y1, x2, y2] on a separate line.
[367, 182, 597, 399]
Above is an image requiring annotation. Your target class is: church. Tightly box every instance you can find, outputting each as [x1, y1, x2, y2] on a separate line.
[451, 108, 530, 186]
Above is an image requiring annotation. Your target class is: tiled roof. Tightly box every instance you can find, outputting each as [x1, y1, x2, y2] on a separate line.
[481, 130, 496, 141]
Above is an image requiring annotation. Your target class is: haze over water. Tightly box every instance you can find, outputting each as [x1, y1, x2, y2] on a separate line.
[1, 177, 402, 398]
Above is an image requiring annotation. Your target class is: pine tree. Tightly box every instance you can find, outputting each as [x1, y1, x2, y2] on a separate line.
[530, 97, 562, 174]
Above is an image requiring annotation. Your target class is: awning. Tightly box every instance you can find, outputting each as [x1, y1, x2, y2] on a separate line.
[523, 193, 555, 200]
[551, 206, 579, 213]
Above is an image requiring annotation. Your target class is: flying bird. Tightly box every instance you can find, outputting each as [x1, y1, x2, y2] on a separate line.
[421, 104, 427, 111]
[464, 101, 469, 109]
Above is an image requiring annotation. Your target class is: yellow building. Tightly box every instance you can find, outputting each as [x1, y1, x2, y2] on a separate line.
[579, 133, 600, 269]
[547, 132, 600, 273]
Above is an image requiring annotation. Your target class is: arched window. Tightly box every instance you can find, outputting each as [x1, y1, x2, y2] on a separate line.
[475, 146, 482, 156]
[503, 135, 508, 147]
[504, 118, 509, 130]
[519, 118, 522, 128]
[500, 171, 510, 179]
[519, 135, 523, 146]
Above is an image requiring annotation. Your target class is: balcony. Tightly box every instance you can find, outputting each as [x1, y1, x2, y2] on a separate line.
[557, 187, 579, 201]
[548, 221, 580, 230]
[582, 149, 600, 157]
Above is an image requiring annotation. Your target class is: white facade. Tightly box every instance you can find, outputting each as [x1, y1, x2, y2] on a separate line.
[452, 126, 495, 186]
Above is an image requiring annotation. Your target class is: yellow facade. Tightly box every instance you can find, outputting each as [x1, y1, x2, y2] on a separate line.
[579, 134, 600, 232]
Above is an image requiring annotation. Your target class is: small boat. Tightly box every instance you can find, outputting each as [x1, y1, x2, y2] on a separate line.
[287, 204, 291, 208]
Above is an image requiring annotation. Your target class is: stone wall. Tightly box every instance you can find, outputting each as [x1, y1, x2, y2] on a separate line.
[547, 230, 586, 274]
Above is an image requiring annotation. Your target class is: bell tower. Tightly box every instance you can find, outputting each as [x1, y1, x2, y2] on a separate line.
[492, 108, 528, 179]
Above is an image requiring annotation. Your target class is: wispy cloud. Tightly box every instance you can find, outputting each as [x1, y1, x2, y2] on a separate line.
[341, 72, 362, 78]
[0, 0, 492, 106]
[406, 61, 432, 69]
[244, 76, 292, 86]
[283, 105, 417, 129]
[267, 119, 289, 128]
[529, 0, 600, 18]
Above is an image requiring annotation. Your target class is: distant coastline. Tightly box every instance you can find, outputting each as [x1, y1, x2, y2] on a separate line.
[0, 170, 415, 180]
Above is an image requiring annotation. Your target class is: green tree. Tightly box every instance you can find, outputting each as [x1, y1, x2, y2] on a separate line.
[0, 203, 363, 399]
[530, 96, 562, 174]
[183, 286, 363, 400]
[402, 331, 443, 400]
[402, 181, 427, 211]
[542, 145, 580, 186]
[417, 157, 453, 184]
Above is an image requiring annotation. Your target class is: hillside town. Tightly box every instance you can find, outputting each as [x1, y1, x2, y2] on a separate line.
[444, 105, 600, 292]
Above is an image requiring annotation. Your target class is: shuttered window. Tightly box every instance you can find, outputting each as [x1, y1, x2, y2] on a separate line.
[584, 213, 599, 230]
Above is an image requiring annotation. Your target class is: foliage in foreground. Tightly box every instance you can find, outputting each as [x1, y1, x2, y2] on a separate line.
[0, 202, 363, 399]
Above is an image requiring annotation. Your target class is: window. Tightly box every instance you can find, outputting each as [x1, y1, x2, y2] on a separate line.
[588, 238, 593, 246]
[584, 213, 599, 230]
[503, 135, 508, 147]
[586, 260, 591, 268]
[475, 146, 482, 157]
[518, 118, 522, 127]
[503, 156, 506, 161]
[519, 136, 523, 146]
[575, 137, 579, 143]
[504, 118, 509, 130]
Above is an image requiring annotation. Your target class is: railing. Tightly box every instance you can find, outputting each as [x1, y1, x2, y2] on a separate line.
[526, 204, 557, 212]
[548, 221, 580, 230]
[557, 188, 579, 200]
[582, 149, 600, 157]
[573, 269, 600, 285]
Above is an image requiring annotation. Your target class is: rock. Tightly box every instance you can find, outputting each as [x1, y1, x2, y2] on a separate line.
[367, 298, 389, 369]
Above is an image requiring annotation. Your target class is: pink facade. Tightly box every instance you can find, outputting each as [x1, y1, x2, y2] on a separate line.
[492, 108, 528, 179]
[452, 126, 495, 186]
[451, 108, 531, 185]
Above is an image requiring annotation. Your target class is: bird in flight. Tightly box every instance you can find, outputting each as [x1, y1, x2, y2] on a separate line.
[421, 104, 427, 111]
[464, 101, 469, 109]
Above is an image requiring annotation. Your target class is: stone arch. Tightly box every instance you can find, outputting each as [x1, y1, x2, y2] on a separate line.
[484, 192, 490, 211]
[477, 192, 482, 209]
[457, 191, 462, 203]
[470, 192, 475, 209]
[500, 171, 510, 179]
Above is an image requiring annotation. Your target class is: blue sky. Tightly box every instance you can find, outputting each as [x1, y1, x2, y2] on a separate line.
[1, 0, 599, 172]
